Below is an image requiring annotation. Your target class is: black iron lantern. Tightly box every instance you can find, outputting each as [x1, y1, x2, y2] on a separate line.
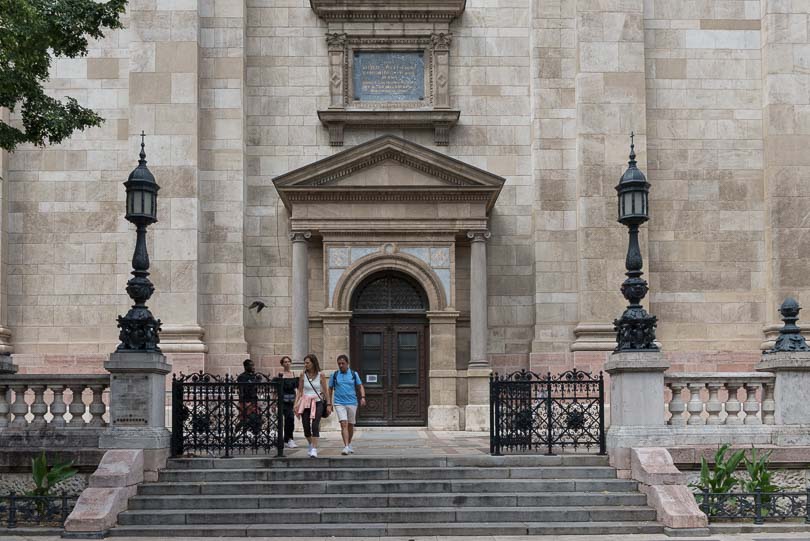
[124, 132, 159, 224]
[116, 132, 162, 352]
[613, 133, 658, 352]
[616, 133, 649, 225]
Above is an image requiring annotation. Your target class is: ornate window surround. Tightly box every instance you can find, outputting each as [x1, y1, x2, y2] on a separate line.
[313, 1, 465, 146]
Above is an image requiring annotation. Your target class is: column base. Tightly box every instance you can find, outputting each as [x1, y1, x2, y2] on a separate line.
[464, 404, 489, 432]
[428, 405, 460, 430]
[0, 354, 17, 374]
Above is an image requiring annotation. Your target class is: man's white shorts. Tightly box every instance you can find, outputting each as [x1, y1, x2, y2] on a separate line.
[334, 404, 358, 424]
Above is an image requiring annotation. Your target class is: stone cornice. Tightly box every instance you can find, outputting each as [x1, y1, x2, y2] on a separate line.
[286, 190, 492, 203]
[310, 0, 466, 22]
[317, 110, 461, 146]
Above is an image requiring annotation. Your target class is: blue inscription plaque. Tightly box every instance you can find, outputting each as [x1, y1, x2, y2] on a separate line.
[353, 51, 425, 102]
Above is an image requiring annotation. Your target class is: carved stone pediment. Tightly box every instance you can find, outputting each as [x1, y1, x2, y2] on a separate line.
[273, 135, 504, 213]
[310, 0, 466, 22]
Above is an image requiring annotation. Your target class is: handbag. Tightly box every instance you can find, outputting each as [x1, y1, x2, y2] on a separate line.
[305, 372, 331, 418]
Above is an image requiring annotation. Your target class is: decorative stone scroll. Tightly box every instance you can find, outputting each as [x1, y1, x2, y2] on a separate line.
[314, 2, 464, 146]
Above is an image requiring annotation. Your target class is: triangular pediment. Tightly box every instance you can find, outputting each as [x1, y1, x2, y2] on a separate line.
[273, 135, 505, 191]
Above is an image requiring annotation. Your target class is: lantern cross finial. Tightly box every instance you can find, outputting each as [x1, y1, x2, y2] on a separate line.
[139, 131, 147, 165]
[628, 132, 636, 167]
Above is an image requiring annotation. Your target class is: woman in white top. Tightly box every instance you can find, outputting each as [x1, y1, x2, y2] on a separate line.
[294, 353, 331, 457]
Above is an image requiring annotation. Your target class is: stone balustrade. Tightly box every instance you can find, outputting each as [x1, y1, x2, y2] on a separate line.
[0, 374, 110, 430]
[664, 373, 775, 426]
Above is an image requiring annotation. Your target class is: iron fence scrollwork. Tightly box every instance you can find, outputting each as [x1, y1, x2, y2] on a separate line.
[171, 371, 284, 458]
[490, 368, 605, 456]
[698, 487, 810, 524]
[0, 493, 77, 528]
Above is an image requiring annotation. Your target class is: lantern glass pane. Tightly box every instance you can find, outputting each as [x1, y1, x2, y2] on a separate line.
[633, 191, 644, 216]
[622, 192, 633, 218]
[144, 191, 153, 217]
[133, 191, 144, 214]
[127, 193, 133, 215]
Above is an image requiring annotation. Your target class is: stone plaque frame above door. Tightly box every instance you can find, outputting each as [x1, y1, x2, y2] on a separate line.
[312, 1, 465, 146]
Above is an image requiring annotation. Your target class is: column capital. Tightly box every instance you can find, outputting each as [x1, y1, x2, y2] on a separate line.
[289, 231, 312, 243]
[466, 230, 490, 243]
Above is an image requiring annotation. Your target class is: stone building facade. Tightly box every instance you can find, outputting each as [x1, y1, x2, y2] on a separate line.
[1, 0, 808, 429]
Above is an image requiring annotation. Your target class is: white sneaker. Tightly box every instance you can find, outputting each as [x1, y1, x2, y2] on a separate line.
[347, 445, 354, 454]
[310, 448, 318, 458]
[341, 446, 350, 455]
[285, 440, 297, 449]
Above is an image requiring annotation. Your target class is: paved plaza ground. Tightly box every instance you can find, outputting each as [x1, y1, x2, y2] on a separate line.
[277, 427, 492, 458]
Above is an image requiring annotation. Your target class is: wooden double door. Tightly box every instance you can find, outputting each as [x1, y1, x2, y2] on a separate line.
[349, 316, 429, 426]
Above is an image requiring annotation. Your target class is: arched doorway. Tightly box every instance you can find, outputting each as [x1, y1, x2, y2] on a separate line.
[350, 271, 429, 426]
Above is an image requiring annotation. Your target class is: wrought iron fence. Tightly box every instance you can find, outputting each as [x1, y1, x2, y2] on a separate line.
[171, 372, 284, 458]
[490, 368, 605, 456]
[0, 493, 77, 528]
[698, 487, 810, 524]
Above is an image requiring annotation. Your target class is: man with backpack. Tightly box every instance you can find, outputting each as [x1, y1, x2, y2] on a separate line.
[329, 354, 366, 455]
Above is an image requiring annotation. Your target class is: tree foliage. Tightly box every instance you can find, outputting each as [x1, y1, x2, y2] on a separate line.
[0, 0, 127, 151]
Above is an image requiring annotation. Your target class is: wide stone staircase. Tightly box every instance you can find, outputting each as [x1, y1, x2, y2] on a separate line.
[110, 454, 663, 537]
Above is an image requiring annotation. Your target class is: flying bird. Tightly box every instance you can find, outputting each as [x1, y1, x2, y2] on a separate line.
[248, 300, 267, 313]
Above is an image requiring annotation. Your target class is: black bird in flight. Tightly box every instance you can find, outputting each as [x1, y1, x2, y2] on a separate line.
[248, 300, 267, 313]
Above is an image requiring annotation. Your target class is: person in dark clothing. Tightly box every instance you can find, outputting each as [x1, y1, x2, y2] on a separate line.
[236, 358, 260, 434]
[276, 355, 298, 448]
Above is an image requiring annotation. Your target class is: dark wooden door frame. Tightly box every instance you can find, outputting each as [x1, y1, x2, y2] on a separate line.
[350, 314, 429, 426]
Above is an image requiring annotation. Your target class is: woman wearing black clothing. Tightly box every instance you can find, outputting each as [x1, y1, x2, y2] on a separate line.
[277, 356, 298, 449]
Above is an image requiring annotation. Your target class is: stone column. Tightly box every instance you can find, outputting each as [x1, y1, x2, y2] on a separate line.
[0, 108, 13, 373]
[604, 350, 670, 468]
[290, 231, 311, 369]
[468, 230, 490, 368]
[572, 0, 648, 351]
[465, 230, 491, 431]
[761, 0, 810, 348]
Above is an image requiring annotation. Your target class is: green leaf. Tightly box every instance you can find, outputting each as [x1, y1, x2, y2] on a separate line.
[0, 0, 126, 150]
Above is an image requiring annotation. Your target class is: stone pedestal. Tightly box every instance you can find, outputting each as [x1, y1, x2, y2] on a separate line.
[757, 351, 810, 425]
[100, 351, 171, 450]
[0, 354, 17, 374]
[465, 367, 491, 431]
[604, 350, 669, 428]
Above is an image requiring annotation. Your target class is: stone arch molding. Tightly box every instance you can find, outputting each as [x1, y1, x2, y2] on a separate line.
[333, 252, 448, 312]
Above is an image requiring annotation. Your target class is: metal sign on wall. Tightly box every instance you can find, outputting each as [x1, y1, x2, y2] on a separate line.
[352, 51, 425, 102]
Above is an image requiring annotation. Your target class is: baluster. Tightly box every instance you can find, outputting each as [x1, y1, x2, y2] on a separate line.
[668, 382, 687, 426]
[50, 385, 67, 428]
[68, 384, 87, 427]
[0, 384, 9, 428]
[687, 382, 706, 425]
[706, 382, 724, 425]
[88, 385, 106, 427]
[725, 382, 742, 425]
[743, 382, 762, 425]
[29, 385, 47, 429]
[10, 385, 29, 429]
[761, 381, 775, 425]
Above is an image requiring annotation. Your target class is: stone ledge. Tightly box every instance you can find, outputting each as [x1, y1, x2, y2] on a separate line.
[605, 350, 669, 373]
[317, 109, 460, 146]
[757, 350, 810, 371]
[311, 0, 466, 22]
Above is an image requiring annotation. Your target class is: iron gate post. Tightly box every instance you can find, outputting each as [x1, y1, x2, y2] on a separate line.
[598, 371, 606, 455]
[170, 374, 183, 457]
[276, 379, 284, 457]
[224, 375, 233, 458]
[545, 373, 553, 455]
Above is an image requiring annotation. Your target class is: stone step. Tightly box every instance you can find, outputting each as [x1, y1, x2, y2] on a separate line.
[128, 491, 649, 510]
[165, 454, 609, 470]
[137, 478, 640, 496]
[110, 520, 664, 537]
[156, 465, 617, 482]
[116, 506, 657, 526]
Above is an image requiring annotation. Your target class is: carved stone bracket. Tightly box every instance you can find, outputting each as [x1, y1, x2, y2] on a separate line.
[289, 231, 312, 243]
